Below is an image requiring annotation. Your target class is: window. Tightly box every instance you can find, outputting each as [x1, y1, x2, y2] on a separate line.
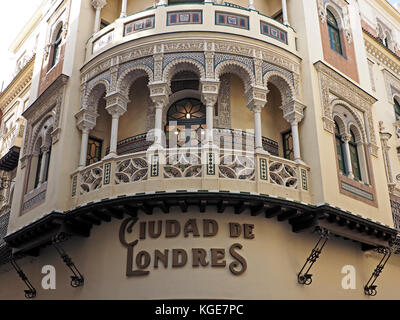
[51, 27, 62, 68]
[334, 121, 346, 173]
[349, 129, 361, 181]
[282, 131, 294, 161]
[394, 99, 400, 121]
[327, 10, 343, 55]
[165, 98, 206, 148]
[87, 137, 103, 166]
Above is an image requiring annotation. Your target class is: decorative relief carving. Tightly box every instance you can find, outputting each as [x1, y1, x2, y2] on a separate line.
[315, 61, 378, 156]
[21, 75, 68, 162]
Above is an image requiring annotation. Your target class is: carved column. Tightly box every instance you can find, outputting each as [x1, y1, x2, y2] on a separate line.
[149, 82, 170, 149]
[120, 0, 127, 18]
[247, 87, 268, 154]
[282, 0, 289, 25]
[75, 109, 98, 167]
[282, 100, 306, 162]
[105, 92, 128, 156]
[201, 80, 220, 145]
[341, 133, 354, 179]
[38, 146, 49, 185]
[379, 122, 395, 192]
[91, 0, 107, 34]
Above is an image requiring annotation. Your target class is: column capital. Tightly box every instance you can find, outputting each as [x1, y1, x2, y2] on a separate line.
[75, 109, 98, 132]
[105, 92, 128, 117]
[246, 86, 268, 111]
[341, 133, 351, 143]
[282, 100, 306, 124]
[149, 82, 170, 108]
[91, 0, 107, 10]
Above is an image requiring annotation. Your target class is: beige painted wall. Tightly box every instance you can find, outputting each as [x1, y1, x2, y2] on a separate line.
[1, 209, 400, 299]
[118, 77, 149, 141]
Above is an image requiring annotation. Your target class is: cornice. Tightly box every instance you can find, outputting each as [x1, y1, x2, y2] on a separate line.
[0, 57, 35, 111]
[364, 30, 400, 77]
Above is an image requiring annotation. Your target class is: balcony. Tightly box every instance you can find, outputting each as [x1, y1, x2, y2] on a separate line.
[0, 120, 24, 171]
[71, 143, 310, 209]
[86, 2, 296, 63]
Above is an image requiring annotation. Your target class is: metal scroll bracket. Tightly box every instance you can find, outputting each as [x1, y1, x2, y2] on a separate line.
[52, 234, 84, 288]
[364, 247, 391, 296]
[10, 257, 36, 299]
[297, 227, 330, 285]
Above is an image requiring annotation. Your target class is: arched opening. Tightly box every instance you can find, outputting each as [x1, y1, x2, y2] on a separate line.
[263, 82, 291, 158]
[50, 25, 63, 69]
[165, 98, 206, 148]
[327, 9, 342, 55]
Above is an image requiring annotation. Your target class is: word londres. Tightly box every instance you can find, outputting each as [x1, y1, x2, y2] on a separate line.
[119, 218, 255, 277]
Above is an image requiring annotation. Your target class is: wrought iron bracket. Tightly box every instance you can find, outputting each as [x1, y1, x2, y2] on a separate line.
[364, 247, 391, 296]
[10, 257, 36, 299]
[52, 233, 84, 288]
[297, 227, 330, 285]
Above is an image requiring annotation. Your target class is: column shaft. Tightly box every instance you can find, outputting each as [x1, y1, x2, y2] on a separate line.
[38, 150, 48, 184]
[291, 122, 301, 161]
[94, 7, 101, 33]
[79, 129, 90, 167]
[282, 0, 289, 25]
[254, 109, 262, 153]
[154, 106, 163, 146]
[120, 0, 127, 18]
[343, 140, 353, 178]
[110, 115, 120, 155]
[206, 105, 214, 143]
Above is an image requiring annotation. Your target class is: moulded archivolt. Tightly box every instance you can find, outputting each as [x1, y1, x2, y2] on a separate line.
[315, 61, 378, 157]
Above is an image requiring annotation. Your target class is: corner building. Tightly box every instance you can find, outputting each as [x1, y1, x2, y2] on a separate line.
[1, 0, 400, 299]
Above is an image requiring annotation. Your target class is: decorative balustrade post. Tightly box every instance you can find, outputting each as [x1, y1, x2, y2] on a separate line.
[105, 92, 128, 157]
[341, 133, 354, 179]
[75, 109, 98, 168]
[91, 0, 107, 34]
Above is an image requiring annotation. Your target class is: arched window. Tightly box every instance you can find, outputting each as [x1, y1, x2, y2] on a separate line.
[51, 27, 62, 68]
[349, 129, 361, 181]
[165, 98, 206, 147]
[327, 10, 343, 55]
[334, 121, 346, 173]
[394, 99, 400, 121]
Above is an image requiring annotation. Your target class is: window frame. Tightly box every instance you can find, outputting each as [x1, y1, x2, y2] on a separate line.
[334, 121, 346, 174]
[282, 130, 294, 161]
[327, 10, 343, 56]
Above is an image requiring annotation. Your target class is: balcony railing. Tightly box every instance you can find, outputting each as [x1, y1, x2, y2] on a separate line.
[71, 147, 310, 208]
[86, 2, 296, 62]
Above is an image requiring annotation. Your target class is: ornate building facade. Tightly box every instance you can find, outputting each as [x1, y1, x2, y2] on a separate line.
[2, 0, 400, 299]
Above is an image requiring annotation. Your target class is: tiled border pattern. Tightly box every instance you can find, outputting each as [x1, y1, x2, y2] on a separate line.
[260, 21, 288, 44]
[167, 11, 202, 26]
[104, 163, 111, 185]
[259, 158, 268, 181]
[71, 175, 77, 197]
[215, 11, 249, 30]
[23, 190, 46, 211]
[206, 152, 216, 175]
[341, 181, 374, 201]
[124, 15, 155, 36]
[93, 30, 114, 53]
[301, 168, 308, 191]
[151, 155, 159, 177]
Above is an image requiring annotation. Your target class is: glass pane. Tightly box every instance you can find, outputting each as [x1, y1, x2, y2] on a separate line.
[336, 137, 345, 173]
[282, 131, 294, 161]
[350, 143, 361, 180]
[86, 138, 102, 166]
